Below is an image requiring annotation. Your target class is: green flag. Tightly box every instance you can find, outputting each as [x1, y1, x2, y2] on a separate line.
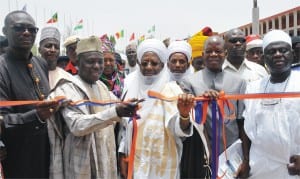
[74, 19, 83, 30]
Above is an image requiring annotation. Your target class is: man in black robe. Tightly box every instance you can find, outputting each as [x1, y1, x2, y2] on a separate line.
[0, 10, 58, 178]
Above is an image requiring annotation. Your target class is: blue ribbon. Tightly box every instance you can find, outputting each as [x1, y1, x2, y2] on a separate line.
[194, 101, 203, 124]
[211, 100, 217, 179]
[74, 101, 117, 107]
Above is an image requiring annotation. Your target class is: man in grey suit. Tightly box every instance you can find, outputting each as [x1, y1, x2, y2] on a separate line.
[180, 36, 250, 178]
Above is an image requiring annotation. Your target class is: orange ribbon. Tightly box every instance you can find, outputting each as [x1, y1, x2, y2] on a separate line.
[0, 97, 134, 108]
[148, 90, 300, 179]
[0, 96, 67, 107]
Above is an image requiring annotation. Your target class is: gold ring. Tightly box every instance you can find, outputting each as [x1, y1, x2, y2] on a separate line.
[49, 108, 54, 113]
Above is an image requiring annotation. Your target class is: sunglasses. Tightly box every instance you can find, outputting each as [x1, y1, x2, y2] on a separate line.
[265, 47, 290, 56]
[228, 38, 246, 44]
[11, 25, 39, 34]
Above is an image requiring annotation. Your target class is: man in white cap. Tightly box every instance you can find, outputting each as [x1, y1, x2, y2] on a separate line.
[167, 40, 192, 82]
[243, 29, 300, 178]
[180, 36, 249, 178]
[38, 26, 74, 89]
[223, 28, 268, 83]
[245, 34, 264, 67]
[118, 39, 194, 179]
[64, 35, 80, 75]
[124, 43, 139, 75]
[47, 36, 139, 178]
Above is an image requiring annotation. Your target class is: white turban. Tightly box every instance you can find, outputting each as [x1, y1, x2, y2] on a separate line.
[167, 40, 192, 62]
[263, 30, 292, 51]
[137, 39, 167, 63]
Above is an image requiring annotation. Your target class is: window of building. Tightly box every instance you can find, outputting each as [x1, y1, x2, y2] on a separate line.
[297, 10, 300, 26]
[263, 21, 267, 34]
[269, 20, 273, 30]
[289, 13, 294, 28]
[282, 15, 286, 29]
[289, 29, 294, 36]
[275, 18, 279, 29]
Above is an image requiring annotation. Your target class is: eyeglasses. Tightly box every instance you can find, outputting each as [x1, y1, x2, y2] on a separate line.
[228, 38, 246, 44]
[11, 25, 39, 34]
[140, 61, 161, 67]
[265, 47, 290, 56]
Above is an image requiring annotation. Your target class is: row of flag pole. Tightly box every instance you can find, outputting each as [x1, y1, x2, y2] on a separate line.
[21, 4, 156, 44]
[45, 12, 155, 42]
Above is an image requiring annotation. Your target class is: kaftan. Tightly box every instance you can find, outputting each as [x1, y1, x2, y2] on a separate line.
[119, 80, 192, 179]
[48, 77, 119, 179]
[244, 71, 300, 179]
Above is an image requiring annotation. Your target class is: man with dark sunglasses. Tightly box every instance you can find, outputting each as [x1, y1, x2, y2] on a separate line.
[0, 11, 59, 178]
[223, 28, 267, 83]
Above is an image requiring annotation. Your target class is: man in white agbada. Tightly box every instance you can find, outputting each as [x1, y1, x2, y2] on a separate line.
[38, 26, 74, 89]
[244, 30, 300, 178]
[167, 40, 193, 82]
[118, 39, 194, 179]
[47, 36, 139, 178]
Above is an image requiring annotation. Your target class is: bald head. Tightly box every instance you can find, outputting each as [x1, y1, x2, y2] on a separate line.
[4, 10, 35, 27]
[203, 35, 226, 72]
[204, 36, 225, 50]
[225, 28, 245, 41]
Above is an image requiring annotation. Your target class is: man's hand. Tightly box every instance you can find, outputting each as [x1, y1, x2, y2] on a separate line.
[287, 155, 300, 176]
[36, 100, 59, 121]
[177, 93, 194, 117]
[119, 153, 128, 179]
[203, 89, 219, 99]
[116, 99, 142, 118]
[236, 159, 250, 178]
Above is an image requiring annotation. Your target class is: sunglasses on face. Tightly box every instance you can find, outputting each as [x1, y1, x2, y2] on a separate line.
[228, 37, 246, 44]
[11, 25, 39, 34]
[265, 47, 290, 56]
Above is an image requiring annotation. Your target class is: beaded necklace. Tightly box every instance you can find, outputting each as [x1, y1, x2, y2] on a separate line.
[27, 60, 45, 100]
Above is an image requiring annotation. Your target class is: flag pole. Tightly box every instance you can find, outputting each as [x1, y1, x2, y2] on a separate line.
[8, 0, 11, 12]
[15, 0, 19, 10]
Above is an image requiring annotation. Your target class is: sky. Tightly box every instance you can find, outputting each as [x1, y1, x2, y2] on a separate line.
[0, 0, 300, 51]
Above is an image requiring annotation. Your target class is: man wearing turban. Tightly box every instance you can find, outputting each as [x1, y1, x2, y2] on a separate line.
[167, 40, 193, 82]
[118, 39, 194, 179]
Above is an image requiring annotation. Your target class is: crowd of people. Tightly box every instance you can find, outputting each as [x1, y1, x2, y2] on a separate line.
[0, 10, 300, 179]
